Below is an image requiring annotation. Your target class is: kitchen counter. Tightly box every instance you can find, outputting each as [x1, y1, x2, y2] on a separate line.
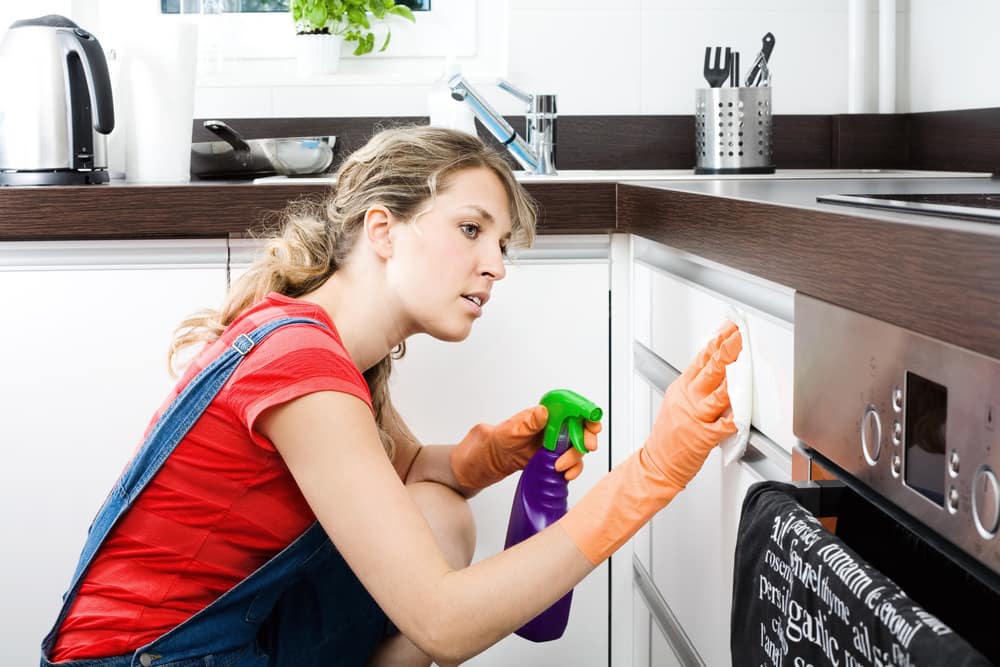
[627, 175, 1000, 230]
[2, 171, 998, 358]
[0, 180, 616, 240]
[618, 175, 1000, 359]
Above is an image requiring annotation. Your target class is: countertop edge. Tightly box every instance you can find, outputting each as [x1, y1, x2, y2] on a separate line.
[2, 178, 997, 359]
[0, 182, 618, 241]
[616, 183, 1000, 359]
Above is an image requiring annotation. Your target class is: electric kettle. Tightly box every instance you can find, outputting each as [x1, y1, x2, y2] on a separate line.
[0, 15, 114, 185]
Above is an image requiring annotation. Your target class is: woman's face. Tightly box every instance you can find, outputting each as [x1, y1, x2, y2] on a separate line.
[386, 166, 513, 342]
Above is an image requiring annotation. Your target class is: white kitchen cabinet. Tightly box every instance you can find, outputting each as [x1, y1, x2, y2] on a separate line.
[0, 240, 229, 665]
[638, 253, 796, 454]
[650, 620, 685, 667]
[623, 237, 794, 667]
[633, 580, 652, 667]
[631, 373, 653, 574]
[389, 236, 612, 666]
[233, 234, 614, 665]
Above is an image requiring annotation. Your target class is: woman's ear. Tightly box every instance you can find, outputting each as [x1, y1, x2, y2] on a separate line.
[363, 206, 394, 259]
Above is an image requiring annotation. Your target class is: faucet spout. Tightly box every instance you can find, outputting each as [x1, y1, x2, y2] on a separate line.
[447, 75, 557, 175]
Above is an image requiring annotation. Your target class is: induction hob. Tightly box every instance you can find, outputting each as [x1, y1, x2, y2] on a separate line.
[817, 193, 1000, 223]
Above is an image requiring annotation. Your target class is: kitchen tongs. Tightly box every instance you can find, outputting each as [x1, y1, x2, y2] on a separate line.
[744, 32, 775, 87]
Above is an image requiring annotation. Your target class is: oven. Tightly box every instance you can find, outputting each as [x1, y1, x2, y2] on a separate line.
[731, 292, 1000, 664]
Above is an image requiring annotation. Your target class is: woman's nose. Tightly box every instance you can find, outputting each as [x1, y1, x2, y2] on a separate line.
[480, 244, 506, 281]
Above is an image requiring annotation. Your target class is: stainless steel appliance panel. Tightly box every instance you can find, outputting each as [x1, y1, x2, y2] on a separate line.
[794, 292, 1000, 575]
[0, 15, 113, 185]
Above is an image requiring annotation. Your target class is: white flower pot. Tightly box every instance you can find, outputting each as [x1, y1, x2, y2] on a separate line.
[295, 33, 342, 76]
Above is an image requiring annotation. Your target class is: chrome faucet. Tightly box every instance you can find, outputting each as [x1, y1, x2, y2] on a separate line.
[447, 75, 557, 175]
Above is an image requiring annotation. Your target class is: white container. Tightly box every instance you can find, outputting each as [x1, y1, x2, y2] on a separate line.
[105, 47, 125, 180]
[123, 19, 199, 184]
[296, 34, 342, 77]
[427, 56, 477, 136]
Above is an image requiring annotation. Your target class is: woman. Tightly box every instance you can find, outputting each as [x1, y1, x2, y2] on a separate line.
[42, 126, 740, 666]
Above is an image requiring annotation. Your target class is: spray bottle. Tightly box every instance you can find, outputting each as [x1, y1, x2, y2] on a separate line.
[504, 388, 603, 642]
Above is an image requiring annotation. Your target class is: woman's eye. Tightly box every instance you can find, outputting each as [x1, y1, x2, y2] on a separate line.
[460, 223, 480, 238]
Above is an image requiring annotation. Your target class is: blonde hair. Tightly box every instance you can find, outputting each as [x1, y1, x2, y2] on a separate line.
[169, 126, 538, 457]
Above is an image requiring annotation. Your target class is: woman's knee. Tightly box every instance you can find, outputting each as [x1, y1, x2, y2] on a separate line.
[406, 481, 476, 568]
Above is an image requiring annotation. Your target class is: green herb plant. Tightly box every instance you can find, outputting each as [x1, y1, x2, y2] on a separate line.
[290, 0, 416, 55]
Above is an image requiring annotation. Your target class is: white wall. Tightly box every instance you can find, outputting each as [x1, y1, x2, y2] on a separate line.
[192, 0, 857, 117]
[9, 0, 1000, 118]
[4, 0, 996, 118]
[903, 0, 1000, 112]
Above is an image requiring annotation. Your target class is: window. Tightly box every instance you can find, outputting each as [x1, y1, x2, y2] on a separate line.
[159, 0, 476, 68]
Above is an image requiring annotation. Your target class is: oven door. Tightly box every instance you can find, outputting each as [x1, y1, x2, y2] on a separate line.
[763, 292, 1000, 663]
[731, 469, 1000, 664]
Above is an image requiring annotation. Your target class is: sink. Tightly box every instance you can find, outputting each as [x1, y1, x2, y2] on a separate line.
[253, 169, 990, 185]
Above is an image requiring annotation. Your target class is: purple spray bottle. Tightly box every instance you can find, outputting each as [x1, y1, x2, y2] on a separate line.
[504, 388, 603, 642]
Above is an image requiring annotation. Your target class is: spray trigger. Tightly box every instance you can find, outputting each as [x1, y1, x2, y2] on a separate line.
[539, 389, 603, 455]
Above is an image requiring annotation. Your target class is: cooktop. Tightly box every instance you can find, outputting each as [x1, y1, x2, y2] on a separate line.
[817, 193, 1000, 223]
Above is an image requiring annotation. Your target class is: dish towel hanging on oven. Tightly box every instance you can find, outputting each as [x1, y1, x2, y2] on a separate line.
[731, 481, 991, 666]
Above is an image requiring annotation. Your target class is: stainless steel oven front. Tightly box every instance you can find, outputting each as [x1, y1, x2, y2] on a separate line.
[794, 292, 1000, 579]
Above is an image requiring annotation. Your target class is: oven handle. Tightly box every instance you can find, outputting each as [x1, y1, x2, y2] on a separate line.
[798, 445, 1000, 592]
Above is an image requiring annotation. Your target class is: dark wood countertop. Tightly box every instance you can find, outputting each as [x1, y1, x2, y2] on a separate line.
[2, 175, 997, 359]
[0, 181, 616, 240]
[618, 178, 1000, 360]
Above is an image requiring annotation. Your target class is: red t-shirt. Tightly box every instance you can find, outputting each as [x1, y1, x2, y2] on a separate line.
[51, 293, 372, 661]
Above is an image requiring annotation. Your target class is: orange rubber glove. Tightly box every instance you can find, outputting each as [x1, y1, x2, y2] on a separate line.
[450, 404, 601, 490]
[559, 320, 742, 565]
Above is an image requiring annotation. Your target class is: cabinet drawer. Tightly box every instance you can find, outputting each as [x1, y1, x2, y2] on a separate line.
[635, 263, 796, 453]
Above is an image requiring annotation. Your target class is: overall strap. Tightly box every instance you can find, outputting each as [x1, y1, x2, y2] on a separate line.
[56, 316, 329, 625]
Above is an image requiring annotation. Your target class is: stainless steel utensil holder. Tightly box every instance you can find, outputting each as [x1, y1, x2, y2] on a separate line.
[695, 87, 774, 174]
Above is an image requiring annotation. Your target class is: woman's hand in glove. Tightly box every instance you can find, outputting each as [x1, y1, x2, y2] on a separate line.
[450, 405, 601, 490]
[559, 320, 742, 565]
[644, 319, 742, 490]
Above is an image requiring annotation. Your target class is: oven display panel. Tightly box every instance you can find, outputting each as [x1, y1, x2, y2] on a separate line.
[904, 371, 948, 506]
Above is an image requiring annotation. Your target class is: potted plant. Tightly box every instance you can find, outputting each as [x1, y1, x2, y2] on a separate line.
[291, 0, 416, 75]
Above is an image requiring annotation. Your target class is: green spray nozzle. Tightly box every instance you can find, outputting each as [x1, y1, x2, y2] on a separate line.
[539, 389, 603, 455]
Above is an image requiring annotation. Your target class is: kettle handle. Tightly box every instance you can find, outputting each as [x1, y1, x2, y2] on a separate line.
[59, 27, 115, 134]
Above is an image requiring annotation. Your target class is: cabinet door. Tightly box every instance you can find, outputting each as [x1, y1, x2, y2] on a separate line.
[390, 258, 611, 667]
[631, 373, 653, 574]
[635, 240, 796, 454]
[0, 240, 228, 665]
[631, 240, 794, 667]
[650, 620, 685, 667]
[649, 399, 727, 667]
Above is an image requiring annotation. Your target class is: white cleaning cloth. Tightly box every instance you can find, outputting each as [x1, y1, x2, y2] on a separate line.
[719, 307, 753, 465]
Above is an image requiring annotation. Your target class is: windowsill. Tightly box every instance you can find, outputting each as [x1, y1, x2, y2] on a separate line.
[196, 60, 503, 89]
[198, 68, 435, 88]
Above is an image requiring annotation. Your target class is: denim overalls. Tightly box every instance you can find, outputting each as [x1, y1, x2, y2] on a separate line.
[41, 318, 389, 667]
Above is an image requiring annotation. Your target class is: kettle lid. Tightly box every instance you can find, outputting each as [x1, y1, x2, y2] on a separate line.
[10, 15, 80, 30]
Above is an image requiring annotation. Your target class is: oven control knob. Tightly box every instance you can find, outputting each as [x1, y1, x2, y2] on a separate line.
[948, 486, 960, 513]
[949, 450, 961, 478]
[891, 453, 902, 477]
[861, 405, 882, 466]
[892, 420, 902, 446]
[892, 386, 903, 413]
[973, 466, 1000, 539]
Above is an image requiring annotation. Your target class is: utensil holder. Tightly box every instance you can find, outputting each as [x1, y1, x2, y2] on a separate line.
[695, 87, 774, 174]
